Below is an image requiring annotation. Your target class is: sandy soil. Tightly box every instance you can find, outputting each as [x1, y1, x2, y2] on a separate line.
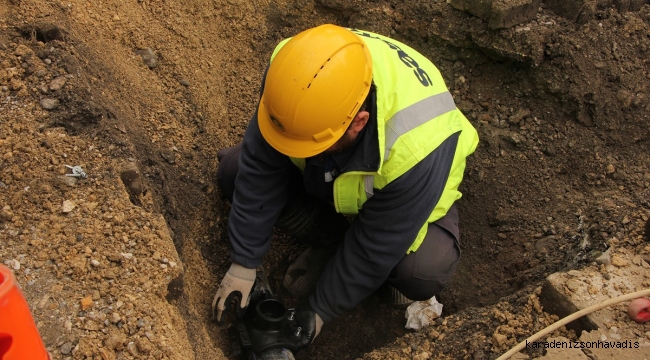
[1, 0, 649, 359]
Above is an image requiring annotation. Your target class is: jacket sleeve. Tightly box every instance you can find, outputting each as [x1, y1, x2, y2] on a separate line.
[227, 109, 294, 268]
[309, 132, 460, 322]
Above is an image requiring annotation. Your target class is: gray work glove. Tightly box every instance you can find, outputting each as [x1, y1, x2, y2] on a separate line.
[212, 262, 256, 324]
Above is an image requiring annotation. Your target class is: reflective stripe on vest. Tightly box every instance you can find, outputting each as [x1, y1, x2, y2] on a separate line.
[363, 174, 374, 200]
[384, 92, 457, 161]
[362, 91, 456, 199]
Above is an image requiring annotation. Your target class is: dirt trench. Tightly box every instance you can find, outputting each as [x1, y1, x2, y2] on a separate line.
[1, 0, 650, 359]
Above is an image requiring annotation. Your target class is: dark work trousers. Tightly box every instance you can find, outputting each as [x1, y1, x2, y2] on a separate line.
[216, 143, 461, 301]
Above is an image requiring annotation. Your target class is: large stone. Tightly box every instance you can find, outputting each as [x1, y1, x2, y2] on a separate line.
[544, 0, 597, 23]
[540, 248, 649, 335]
[540, 273, 599, 335]
[490, 0, 542, 29]
[614, 0, 649, 12]
[448, 0, 541, 29]
[546, 0, 650, 23]
[448, 0, 493, 21]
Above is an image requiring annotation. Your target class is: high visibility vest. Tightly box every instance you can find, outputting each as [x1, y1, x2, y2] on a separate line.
[271, 29, 479, 253]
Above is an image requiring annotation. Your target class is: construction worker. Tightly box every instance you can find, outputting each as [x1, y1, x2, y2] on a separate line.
[212, 24, 479, 348]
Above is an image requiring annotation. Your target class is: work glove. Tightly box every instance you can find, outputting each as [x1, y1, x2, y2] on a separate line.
[293, 301, 324, 350]
[212, 262, 256, 324]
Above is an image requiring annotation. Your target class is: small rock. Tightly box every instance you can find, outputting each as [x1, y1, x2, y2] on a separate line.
[595, 249, 611, 265]
[62, 200, 76, 213]
[121, 252, 133, 260]
[49, 76, 67, 91]
[588, 285, 600, 294]
[566, 279, 582, 292]
[0, 207, 12, 222]
[611, 255, 629, 268]
[40, 98, 60, 110]
[60, 175, 79, 186]
[60, 342, 73, 355]
[492, 332, 508, 347]
[7, 259, 20, 270]
[508, 108, 531, 125]
[160, 149, 176, 164]
[14, 44, 34, 57]
[90, 259, 100, 267]
[535, 235, 555, 251]
[136, 337, 153, 354]
[135, 48, 158, 69]
[606, 164, 615, 174]
[10, 78, 25, 91]
[178, 78, 190, 86]
[105, 329, 126, 351]
[126, 342, 139, 357]
[83, 319, 100, 331]
[80, 296, 93, 310]
[120, 169, 143, 197]
[110, 312, 121, 324]
[413, 352, 430, 360]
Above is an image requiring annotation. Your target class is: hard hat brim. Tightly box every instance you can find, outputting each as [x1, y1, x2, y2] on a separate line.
[258, 99, 343, 158]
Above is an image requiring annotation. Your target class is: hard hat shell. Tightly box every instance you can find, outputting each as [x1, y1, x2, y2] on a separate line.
[258, 24, 373, 158]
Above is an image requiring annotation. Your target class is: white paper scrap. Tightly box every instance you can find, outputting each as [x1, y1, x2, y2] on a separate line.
[405, 296, 443, 330]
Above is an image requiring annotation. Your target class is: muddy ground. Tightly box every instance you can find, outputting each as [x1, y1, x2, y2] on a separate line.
[1, 0, 649, 359]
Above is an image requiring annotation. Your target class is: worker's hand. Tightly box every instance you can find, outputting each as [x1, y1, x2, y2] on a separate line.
[293, 301, 323, 350]
[212, 262, 256, 325]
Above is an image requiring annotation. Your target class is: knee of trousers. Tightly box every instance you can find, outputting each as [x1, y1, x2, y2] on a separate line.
[396, 254, 460, 301]
[387, 222, 461, 301]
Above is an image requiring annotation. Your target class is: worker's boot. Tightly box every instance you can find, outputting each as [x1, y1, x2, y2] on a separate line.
[382, 284, 414, 309]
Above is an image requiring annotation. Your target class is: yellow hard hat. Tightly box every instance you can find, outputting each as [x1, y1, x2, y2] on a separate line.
[258, 24, 373, 158]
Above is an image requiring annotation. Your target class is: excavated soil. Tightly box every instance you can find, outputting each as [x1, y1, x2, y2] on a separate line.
[1, 0, 650, 359]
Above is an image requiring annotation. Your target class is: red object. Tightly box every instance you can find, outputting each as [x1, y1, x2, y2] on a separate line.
[0, 264, 50, 360]
[627, 298, 650, 323]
